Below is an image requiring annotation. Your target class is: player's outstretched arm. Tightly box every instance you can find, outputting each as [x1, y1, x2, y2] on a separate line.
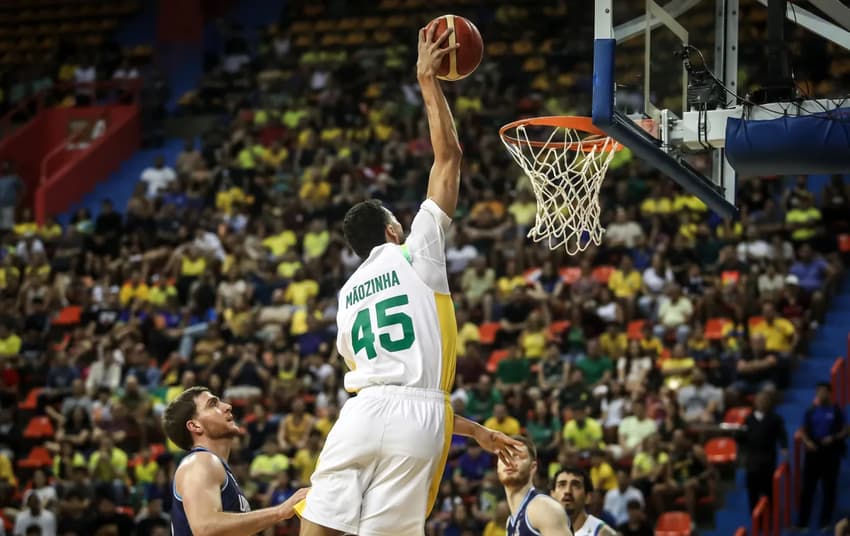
[453, 414, 524, 467]
[527, 496, 574, 536]
[417, 24, 462, 218]
[177, 452, 308, 536]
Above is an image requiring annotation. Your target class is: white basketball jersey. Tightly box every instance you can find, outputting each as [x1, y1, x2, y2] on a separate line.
[336, 200, 457, 393]
[573, 514, 606, 536]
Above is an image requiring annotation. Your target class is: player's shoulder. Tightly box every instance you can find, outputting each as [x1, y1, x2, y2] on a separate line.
[527, 493, 569, 522]
[175, 450, 226, 484]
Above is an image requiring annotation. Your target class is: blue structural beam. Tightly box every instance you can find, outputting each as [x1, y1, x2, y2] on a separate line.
[591, 38, 738, 219]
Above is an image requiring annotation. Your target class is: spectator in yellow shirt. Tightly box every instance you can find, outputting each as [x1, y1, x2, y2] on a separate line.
[262, 221, 297, 259]
[562, 405, 604, 452]
[293, 430, 323, 485]
[284, 270, 319, 307]
[299, 170, 332, 211]
[751, 302, 797, 355]
[0, 320, 21, 359]
[600, 323, 628, 360]
[590, 450, 617, 492]
[249, 439, 291, 484]
[303, 219, 330, 261]
[518, 313, 547, 359]
[609, 256, 642, 299]
[661, 343, 696, 391]
[483, 404, 521, 436]
[455, 309, 480, 358]
[120, 271, 149, 306]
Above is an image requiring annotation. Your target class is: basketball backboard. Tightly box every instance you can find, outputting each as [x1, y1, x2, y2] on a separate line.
[592, 0, 850, 218]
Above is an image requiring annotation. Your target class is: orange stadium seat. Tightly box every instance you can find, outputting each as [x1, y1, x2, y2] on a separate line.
[486, 349, 510, 373]
[748, 316, 765, 329]
[627, 320, 646, 340]
[18, 388, 43, 410]
[478, 322, 501, 345]
[559, 266, 581, 284]
[704, 437, 738, 464]
[724, 406, 753, 426]
[23, 416, 54, 439]
[704, 318, 730, 340]
[592, 265, 615, 284]
[655, 511, 693, 536]
[17, 446, 52, 469]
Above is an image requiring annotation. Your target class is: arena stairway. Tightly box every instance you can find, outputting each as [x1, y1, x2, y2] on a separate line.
[57, 138, 183, 225]
[706, 272, 850, 535]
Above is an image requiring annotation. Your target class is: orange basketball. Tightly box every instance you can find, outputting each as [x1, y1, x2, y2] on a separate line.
[425, 15, 483, 81]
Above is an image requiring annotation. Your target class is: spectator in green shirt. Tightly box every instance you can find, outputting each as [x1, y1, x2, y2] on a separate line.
[465, 375, 502, 422]
[496, 345, 531, 386]
[575, 338, 614, 386]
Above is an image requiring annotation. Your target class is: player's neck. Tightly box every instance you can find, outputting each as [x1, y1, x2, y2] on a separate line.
[570, 509, 589, 532]
[504, 482, 533, 516]
[193, 438, 231, 461]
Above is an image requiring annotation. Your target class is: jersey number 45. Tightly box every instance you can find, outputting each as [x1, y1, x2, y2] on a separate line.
[351, 294, 416, 359]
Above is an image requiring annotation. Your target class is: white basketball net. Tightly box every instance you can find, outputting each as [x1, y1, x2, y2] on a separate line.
[501, 124, 620, 255]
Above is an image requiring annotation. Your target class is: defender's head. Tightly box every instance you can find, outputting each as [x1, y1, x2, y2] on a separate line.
[162, 387, 242, 450]
[496, 435, 537, 489]
[343, 200, 403, 258]
[551, 466, 593, 516]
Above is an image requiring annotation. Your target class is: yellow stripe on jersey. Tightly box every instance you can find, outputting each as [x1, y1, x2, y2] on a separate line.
[434, 293, 457, 393]
[427, 399, 454, 515]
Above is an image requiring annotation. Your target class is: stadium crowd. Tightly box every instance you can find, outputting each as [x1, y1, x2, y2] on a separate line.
[1, 1, 850, 536]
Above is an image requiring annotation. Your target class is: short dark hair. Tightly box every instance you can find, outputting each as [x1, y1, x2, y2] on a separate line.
[162, 386, 209, 451]
[551, 466, 594, 494]
[512, 435, 538, 461]
[343, 200, 391, 258]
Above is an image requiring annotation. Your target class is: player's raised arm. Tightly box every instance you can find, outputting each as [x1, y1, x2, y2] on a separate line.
[417, 24, 462, 218]
[527, 495, 574, 536]
[177, 452, 308, 536]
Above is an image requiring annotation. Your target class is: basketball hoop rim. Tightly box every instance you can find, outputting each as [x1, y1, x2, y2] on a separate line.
[499, 115, 624, 152]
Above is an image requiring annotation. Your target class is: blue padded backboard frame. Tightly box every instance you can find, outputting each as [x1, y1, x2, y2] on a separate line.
[591, 0, 738, 219]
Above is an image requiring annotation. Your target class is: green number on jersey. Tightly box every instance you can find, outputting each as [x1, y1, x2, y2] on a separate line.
[351, 308, 377, 359]
[350, 294, 416, 359]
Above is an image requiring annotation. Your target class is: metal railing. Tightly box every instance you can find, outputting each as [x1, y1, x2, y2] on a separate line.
[752, 496, 770, 536]
[772, 462, 791, 536]
[831, 356, 847, 406]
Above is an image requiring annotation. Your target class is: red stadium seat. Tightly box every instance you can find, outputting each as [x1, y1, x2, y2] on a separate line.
[627, 320, 645, 340]
[655, 511, 693, 536]
[704, 437, 738, 464]
[721, 270, 740, 285]
[704, 318, 730, 340]
[592, 265, 615, 284]
[559, 266, 581, 284]
[839, 234, 850, 252]
[17, 446, 52, 469]
[486, 349, 510, 373]
[18, 388, 43, 410]
[53, 305, 82, 326]
[23, 416, 54, 439]
[748, 316, 765, 329]
[547, 320, 571, 340]
[478, 322, 501, 345]
[724, 406, 752, 426]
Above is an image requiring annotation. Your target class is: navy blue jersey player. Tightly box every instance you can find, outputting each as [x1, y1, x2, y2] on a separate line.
[497, 436, 572, 536]
[163, 387, 308, 535]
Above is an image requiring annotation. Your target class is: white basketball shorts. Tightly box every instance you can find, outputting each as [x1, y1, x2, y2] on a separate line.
[300, 385, 453, 536]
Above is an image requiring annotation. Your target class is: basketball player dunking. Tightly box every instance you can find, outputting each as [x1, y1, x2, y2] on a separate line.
[163, 387, 308, 535]
[550, 468, 617, 536]
[296, 24, 523, 536]
[497, 436, 573, 536]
